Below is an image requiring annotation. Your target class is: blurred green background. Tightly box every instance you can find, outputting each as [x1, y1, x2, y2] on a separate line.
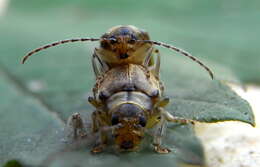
[0, 0, 259, 166]
[1, 0, 260, 83]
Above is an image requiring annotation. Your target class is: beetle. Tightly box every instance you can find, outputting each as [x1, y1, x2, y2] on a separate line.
[22, 25, 213, 153]
[67, 63, 196, 153]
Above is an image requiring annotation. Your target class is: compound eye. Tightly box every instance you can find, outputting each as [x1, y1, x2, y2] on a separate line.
[128, 35, 137, 44]
[128, 39, 136, 44]
[111, 115, 119, 125]
[109, 37, 117, 44]
[139, 116, 146, 127]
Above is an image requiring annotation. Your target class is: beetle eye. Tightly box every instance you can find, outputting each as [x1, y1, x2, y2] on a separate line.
[111, 115, 119, 125]
[128, 39, 136, 44]
[139, 116, 146, 127]
[128, 35, 137, 44]
[109, 37, 117, 44]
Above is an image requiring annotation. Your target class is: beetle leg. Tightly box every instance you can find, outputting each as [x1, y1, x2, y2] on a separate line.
[155, 97, 170, 108]
[145, 48, 160, 78]
[88, 96, 102, 108]
[143, 47, 154, 67]
[91, 111, 108, 153]
[91, 130, 108, 154]
[66, 113, 87, 140]
[152, 49, 161, 79]
[92, 50, 110, 78]
[92, 53, 101, 78]
[161, 109, 196, 124]
[152, 113, 171, 154]
[91, 111, 99, 133]
[143, 48, 161, 79]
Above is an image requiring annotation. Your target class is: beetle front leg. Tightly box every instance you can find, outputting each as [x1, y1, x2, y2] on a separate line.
[92, 50, 109, 78]
[91, 111, 108, 153]
[150, 49, 161, 79]
[152, 114, 171, 154]
[91, 130, 108, 154]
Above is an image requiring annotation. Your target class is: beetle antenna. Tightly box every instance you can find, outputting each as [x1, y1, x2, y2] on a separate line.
[22, 38, 100, 64]
[140, 40, 214, 79]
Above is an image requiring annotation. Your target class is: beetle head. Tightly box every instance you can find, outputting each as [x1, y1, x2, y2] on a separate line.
[110, 103, 147, 151]
[98, 25, 152, 65]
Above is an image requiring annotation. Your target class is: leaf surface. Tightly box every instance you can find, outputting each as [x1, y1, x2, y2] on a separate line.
[0, 1, 256, 166]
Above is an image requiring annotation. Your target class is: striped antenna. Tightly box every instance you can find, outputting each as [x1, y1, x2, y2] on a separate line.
[140, 40, 214, 79]
[22, 38, 100, 64]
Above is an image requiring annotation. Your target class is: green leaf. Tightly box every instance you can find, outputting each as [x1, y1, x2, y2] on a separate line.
[164, 77, 255, 126]
[0, 1, 255, 167]
[3, 160, 23, 167]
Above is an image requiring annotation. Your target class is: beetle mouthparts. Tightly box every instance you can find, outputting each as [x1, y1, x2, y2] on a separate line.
[121, 140, 134, 149]
[119, 53, 129, 59]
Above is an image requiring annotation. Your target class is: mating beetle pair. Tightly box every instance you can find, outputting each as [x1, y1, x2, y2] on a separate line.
[22, 25, 213, 153]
